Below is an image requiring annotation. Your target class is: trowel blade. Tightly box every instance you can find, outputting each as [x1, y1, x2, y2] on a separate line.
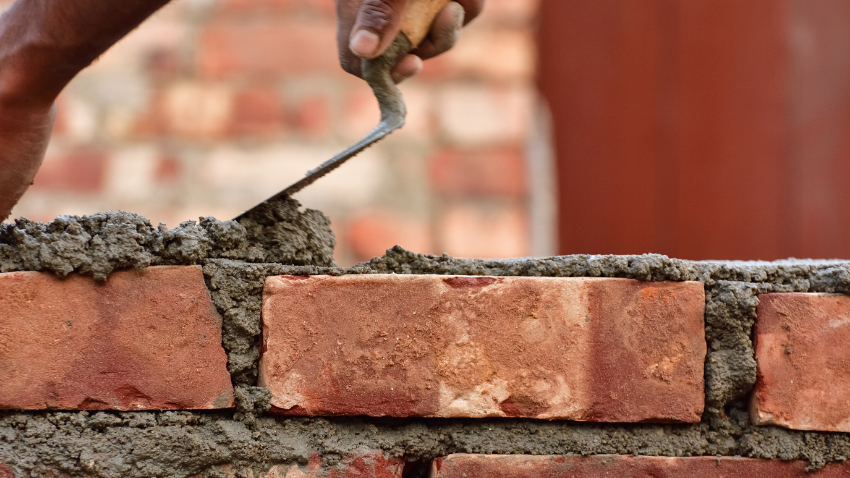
[232, 119, 402, 221]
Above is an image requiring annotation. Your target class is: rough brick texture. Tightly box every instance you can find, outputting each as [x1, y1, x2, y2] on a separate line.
[265, 451, 404, 478]
[260, 275, 705, 421]
[431, 455, 850, 477]
[752, 293, 850, 432]
[0, 266, 234, 410]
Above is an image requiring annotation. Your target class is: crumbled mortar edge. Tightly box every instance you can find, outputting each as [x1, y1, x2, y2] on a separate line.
[3, 207, 850, 477]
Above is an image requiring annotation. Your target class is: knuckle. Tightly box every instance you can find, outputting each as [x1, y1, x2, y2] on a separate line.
[358, 0, 401, 31]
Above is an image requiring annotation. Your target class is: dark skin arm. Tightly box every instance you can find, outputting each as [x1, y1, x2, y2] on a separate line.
[0, 0, 484, 222]
[0, 0, 170, 222]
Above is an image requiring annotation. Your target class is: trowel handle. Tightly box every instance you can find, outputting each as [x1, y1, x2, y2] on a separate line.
[400, 0, 452, 48]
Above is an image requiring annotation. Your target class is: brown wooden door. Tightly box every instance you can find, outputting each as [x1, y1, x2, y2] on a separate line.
[539, 0, 850, 260]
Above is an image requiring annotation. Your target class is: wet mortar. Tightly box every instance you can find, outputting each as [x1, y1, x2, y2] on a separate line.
[2, 200, 850, 477]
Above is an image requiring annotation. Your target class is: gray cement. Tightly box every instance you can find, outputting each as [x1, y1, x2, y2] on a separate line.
[3, 210, 850, 477]
[0, 197, 335, 281]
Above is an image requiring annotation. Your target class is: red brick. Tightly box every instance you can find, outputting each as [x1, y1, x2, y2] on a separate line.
[431, 455, 850, 477]
[0, 266, 234, 410]
[265, 451, 403, 478]
[260, 276, 705, 421]
[0, 463, 14, 478]
[429, 147, 528, 197]
[197, 18, 339, 78]
[229, 84, 286, 137]
[31, 149, 106, 193]
[752, 293, 850, 432]
[346, 212, 433, 263]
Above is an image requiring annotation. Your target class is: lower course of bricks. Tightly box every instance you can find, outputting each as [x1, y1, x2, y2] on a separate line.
[3, 211, 850, 477]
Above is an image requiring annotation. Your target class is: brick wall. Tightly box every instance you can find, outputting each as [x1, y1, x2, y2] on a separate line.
[1, 0, 543, 266]
[3, 219, 850, 476]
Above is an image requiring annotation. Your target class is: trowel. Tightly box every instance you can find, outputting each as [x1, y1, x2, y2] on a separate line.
[234, 0, 451, 221]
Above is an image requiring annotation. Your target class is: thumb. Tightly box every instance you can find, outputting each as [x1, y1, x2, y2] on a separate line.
[350, 0, 409, 59]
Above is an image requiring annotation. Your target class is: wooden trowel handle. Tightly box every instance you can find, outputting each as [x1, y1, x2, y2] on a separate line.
[400, 0, 452, 48]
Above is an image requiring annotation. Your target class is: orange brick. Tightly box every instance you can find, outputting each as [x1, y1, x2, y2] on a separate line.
[752, 293, 850, 432]
[432, 455, 850, 477]
[260, 275, 705, 421]
[0, 266, 234, 410]
[429, 147, 528, 197]
[346, 211, 433, 262]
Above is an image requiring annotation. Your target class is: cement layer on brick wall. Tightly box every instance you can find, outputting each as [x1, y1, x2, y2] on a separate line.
[0, 198, 336, 280]
[3, 209, 850, 477]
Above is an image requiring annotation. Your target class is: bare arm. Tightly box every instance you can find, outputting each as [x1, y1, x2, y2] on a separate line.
[0, 0, 169, 222]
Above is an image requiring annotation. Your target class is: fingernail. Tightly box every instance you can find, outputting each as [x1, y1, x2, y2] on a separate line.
[350, 29, 380, 58]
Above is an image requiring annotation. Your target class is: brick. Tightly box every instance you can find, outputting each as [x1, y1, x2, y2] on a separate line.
[752, 293, 850, 432]
[197, 18, 339, 78]
[0, 266, 234, 410]
[229, 84, 286, 137]
[266, 451, 404, 478]
[31, 148, 106, 193]
[438, 203, 530, 258]
[431, 455, 850, 477]
[429, 147, 527, 197]
[260, 275, 705, 421]
[345, 211, 433, 262]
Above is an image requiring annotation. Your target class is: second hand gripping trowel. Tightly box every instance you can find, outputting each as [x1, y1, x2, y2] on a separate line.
[234, 0, 451, 221]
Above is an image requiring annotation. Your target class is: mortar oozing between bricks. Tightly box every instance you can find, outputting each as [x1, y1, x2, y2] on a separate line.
[2, 197, 850, 477]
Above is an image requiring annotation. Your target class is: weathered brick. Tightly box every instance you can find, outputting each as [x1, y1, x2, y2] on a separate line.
[0, 266, 233, 410]
[431, 455, 850, 477]
[260, 275, 705, 421]
[752, 293, 850, 432]
[266, 451, 404, 478]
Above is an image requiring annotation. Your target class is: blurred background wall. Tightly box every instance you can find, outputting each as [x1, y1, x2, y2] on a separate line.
[5, 0, 850, 263]
[540, 0, 850, 261]
[4, 0, 544, 266]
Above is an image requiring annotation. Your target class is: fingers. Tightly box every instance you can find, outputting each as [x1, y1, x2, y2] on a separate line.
[336, 0, 486, 80]
[413, 1, 465, 61]
[350, 0, 408, 59]
[390, 54, 424, 83]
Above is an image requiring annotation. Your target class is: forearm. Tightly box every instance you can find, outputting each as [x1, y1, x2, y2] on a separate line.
[0, 0, 170, 109]
[0, 0, 170, 221]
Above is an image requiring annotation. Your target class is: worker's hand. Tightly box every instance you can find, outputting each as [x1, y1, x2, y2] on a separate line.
[336, 0, 484, 83]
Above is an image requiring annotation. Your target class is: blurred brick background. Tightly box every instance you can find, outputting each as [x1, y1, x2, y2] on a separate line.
[2, 0, 549, 266]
